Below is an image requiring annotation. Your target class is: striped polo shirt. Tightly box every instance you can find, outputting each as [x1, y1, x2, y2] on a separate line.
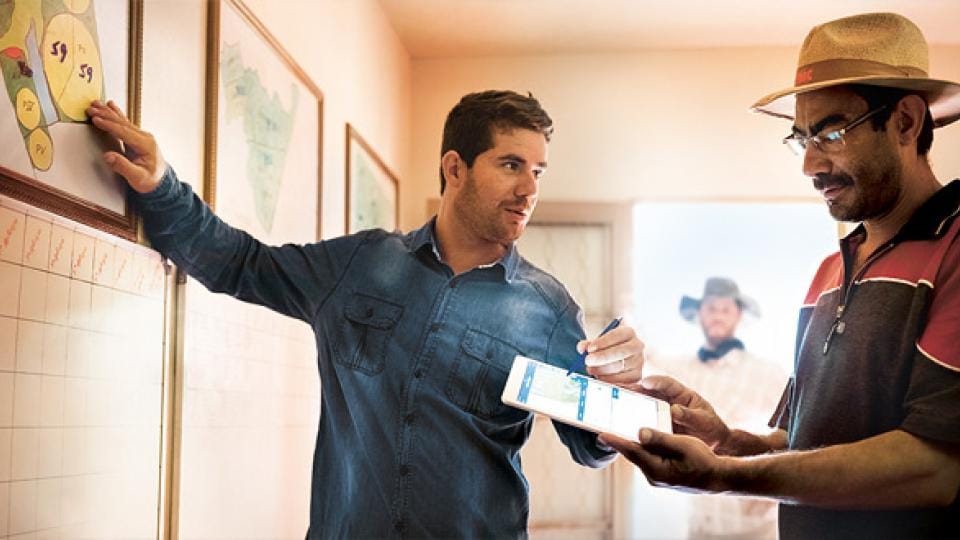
[773, 179, 960, 539]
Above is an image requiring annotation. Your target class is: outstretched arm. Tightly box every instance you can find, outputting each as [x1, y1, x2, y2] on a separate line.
[86, 100, 351, 323]
[601, 427, 960, 510]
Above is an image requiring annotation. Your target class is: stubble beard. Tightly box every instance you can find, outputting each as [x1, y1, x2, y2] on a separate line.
[454, 172, 526, 245]
[818, 146, 903, 223]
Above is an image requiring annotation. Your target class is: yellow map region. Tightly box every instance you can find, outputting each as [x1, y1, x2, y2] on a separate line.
[15, 86, 40, 128]
[1, 0, 105, 171]
[42, 11, 102, 120]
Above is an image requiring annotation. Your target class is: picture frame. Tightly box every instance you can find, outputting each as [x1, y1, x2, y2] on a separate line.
[346, 123, 399, 233]
[0, 0, 143, 240]
[204, 0, 323, 244]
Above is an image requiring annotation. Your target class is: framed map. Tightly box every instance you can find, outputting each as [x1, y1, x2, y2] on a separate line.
[205, 0, 322, 244]
[346, 124, 398, 233]
[0, 0, 142, 240]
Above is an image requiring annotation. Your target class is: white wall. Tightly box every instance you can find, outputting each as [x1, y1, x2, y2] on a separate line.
[408, 46, 960, 221]
[143, 0, 411, 238]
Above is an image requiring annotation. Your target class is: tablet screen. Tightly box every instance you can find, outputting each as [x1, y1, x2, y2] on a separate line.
[512, 357, 659, 438]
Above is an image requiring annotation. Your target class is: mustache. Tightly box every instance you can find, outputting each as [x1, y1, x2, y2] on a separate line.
[812, 173, 854, 191]
[500, 198, 535, 211]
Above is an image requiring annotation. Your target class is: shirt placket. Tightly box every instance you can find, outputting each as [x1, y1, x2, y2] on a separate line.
[390, 272, 463, 536]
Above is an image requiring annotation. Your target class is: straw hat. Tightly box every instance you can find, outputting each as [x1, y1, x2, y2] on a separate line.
[751, 12, 960, 127]
[679, 277, 760, 323]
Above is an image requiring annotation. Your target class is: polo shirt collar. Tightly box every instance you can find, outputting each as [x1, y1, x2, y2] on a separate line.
[897, 179, 960, 240]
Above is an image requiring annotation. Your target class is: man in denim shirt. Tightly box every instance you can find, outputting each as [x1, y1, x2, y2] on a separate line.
[87, 91, 646, 537]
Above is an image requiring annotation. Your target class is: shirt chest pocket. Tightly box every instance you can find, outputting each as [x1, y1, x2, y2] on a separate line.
[445, 328, 526, 420]
[333, 293, 403, 375]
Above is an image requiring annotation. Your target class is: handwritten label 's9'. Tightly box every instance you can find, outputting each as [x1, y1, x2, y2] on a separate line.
[50, 41, 67, 63]
[79, 63, 93, 83]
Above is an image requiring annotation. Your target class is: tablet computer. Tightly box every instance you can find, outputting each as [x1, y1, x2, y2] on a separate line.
[501, 355, 672, 441]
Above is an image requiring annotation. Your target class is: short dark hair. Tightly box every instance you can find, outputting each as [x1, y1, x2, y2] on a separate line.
[848, 84, 934, 156]
[439, 90, 553, 193]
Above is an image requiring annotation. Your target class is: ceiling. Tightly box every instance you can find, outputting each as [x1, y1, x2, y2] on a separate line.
[378, 0, 960, 58]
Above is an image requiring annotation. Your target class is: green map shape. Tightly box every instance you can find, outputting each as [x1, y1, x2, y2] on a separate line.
[220, 42, 298, 233]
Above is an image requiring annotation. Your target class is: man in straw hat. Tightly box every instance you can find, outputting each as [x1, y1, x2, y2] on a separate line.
[646, 277, 785, 539]
[602, 12, 960, 539]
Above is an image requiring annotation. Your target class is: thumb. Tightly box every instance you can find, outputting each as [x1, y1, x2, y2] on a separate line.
[104, 151, 156, 193]
[637, 428, 685, 457]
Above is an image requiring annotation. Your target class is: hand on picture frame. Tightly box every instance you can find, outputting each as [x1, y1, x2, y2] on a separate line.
[87, 99, 167, 194]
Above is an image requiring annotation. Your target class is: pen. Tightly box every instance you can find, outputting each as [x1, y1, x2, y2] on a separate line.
[567, 317, 623, 375]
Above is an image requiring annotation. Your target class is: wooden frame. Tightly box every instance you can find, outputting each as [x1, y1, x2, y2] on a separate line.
[346, 123, 399, 233]
[204, 0, 323, 242]
[0, 0, 142, 240]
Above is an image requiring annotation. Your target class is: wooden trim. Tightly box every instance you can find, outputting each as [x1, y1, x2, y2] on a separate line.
[158, 265, 185, 540]
[202, 0, 221, 211]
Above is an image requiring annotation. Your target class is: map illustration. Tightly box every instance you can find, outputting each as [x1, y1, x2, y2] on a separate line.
[350, 144, 396, 231]
[220, 42, 298, 233]
[1, 0, 105, 172]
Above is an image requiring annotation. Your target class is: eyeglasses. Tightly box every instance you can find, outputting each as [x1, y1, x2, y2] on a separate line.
[782, 105, 888, 156]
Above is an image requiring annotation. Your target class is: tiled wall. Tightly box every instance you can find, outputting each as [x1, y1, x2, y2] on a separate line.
[0, 196, 166, 539]
[176, 281, 319, 538]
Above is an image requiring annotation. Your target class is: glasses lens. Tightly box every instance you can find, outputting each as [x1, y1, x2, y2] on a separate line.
[820, 131, 845, 150]
[783, 136, 805, 156]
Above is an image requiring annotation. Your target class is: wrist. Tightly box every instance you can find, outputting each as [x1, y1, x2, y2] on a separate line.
[136, 166, 175, 201]
[710, 455, 743, 494]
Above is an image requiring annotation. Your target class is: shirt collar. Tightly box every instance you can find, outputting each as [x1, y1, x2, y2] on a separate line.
[897, 179, 960, 240]
[841, 179, 960, 244]
[408, 217, 522, 283]
[409, 216, 442, 260]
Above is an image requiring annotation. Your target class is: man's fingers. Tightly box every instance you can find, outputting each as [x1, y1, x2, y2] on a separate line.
[103, 152, 151, 193]
[600, 432, 654, 463]
[106, 99, 124, 116]
[585, 342, 634, 367]
[88, 99, 166, 191]
[591, 366, 643, 384]
[93, 114, 158, 161]
[584, 326, 633, 354]
[636, 428, 692, 460]
[638, 375, 690, 402]
[600, 431, 674, 483]
[673, 405, 712, 428]
[89, 113, 127, 139]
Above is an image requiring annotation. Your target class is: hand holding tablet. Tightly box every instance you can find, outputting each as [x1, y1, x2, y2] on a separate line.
[501, 355, 672, 441]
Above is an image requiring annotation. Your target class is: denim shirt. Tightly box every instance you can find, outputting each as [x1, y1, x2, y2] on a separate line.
[136, 168, 614, 538]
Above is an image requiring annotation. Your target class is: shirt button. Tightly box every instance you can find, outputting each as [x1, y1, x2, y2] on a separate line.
[429, 323, 441, 332]
[414, 368, 425, 379]
[404, 413, 415, 425]
[399, 465, 411, 477]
